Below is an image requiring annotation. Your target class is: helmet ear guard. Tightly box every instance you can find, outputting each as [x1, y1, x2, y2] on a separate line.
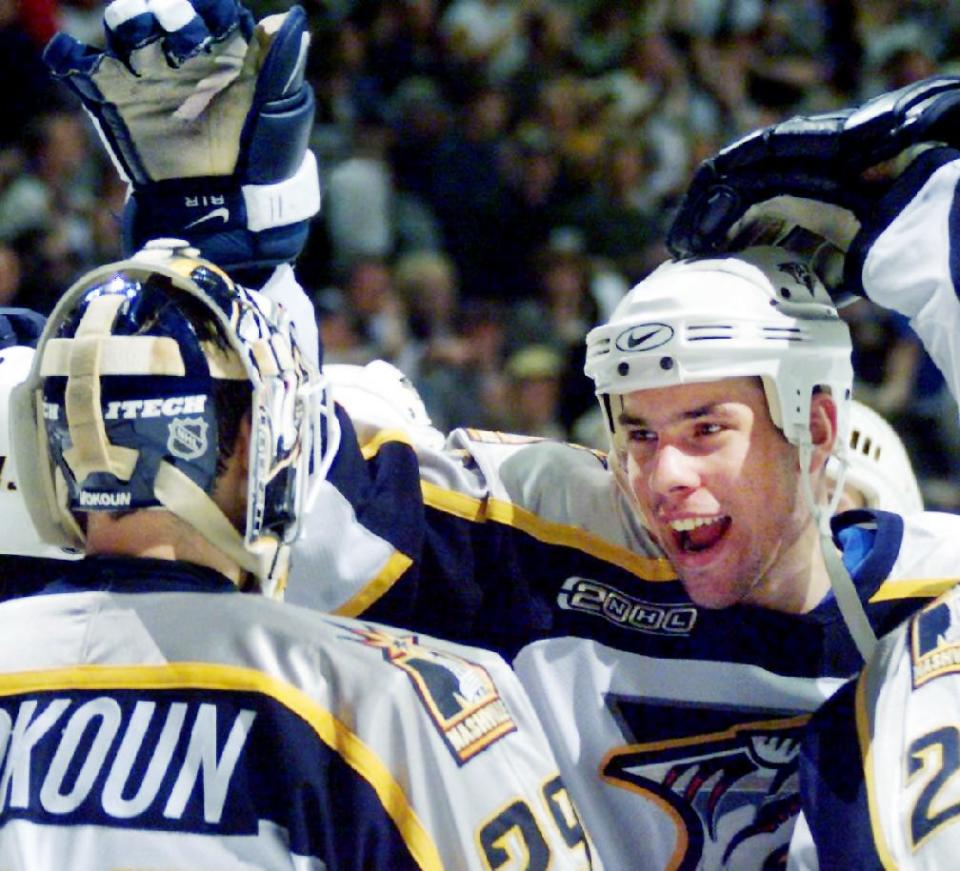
[11, 240, 325, 596]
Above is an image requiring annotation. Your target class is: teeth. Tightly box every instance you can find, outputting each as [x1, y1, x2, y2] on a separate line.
[668, 516, 724, 532]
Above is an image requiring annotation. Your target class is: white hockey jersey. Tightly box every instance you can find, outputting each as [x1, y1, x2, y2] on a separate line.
[283, 413, 958, 870]
[790, 151, 960, 871]
[0, 557, 598, 871]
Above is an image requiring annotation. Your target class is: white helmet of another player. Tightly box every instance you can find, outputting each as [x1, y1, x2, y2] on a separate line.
[325, 360, 445, 450]
[0, 345, 77, 559]
[584, 246, 853, 459]
[827, 399, 923, 515]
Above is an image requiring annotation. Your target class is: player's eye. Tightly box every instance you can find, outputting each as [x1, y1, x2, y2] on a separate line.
[694, 422, 723, 437]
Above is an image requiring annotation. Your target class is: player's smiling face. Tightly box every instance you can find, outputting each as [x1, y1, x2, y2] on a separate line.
[619, 376, 823, 611]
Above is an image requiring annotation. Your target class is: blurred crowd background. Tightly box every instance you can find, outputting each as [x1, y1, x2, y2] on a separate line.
[4, 0, 960, 507]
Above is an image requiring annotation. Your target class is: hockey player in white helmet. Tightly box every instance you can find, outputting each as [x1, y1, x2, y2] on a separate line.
[0, 314, 81, 598]
[668, 75, 960, 870]
[0, 242, 597, 870]
[46, 1, 960, 868]
[826, 399, 924, 515]
[0, 344, 62, 558]
[584, 245, 855, 616]
[325, 359, 446, 451]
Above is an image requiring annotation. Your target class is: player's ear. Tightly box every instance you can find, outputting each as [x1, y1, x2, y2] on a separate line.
[808, 391, 838, 472]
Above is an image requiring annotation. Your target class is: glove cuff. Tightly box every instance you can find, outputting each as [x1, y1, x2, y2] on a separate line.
[123, 151, 321, 271]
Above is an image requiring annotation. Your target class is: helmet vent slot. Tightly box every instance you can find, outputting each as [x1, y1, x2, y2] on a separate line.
[685, 324, 732, 342]
[763, 326, 804, 342]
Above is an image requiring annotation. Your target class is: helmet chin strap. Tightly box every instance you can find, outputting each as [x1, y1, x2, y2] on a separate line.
[798, 440, 877, 662]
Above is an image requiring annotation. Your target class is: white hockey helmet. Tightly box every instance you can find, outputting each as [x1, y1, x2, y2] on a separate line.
[584, 246, 853, 457]
[10, 241, 326, 596]
[0, 344, 78, 559]
[827, 399, 923, 515]
[325, 360, 446, 451]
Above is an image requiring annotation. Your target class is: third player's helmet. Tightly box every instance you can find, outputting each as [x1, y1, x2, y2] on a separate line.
[827, 399, 924, 515]
[10, 241, 325, 595]
[584, 245, 854, 461]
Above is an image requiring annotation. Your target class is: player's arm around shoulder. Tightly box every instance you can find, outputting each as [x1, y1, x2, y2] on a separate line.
[852, 149, 960, 407]
[287, 608, 602, 869]
[850, 585, 960, 869]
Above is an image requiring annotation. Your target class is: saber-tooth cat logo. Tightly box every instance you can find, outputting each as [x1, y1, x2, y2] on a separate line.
[349, 626, 516, 764]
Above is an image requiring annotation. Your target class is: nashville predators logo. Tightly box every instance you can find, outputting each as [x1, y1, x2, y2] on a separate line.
[912, 598, 960, 687]
[777, 261, 816, 296]
[603, 699, 808, 871]
[349, 626, 516, 764]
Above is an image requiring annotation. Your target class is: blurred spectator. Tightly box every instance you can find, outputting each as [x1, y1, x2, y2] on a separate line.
[0, 0, 63, 147]
[506, 245, 599, 431]
[494, 123, 577, 299]
[88, 166, 126, 263]
[315, 286, 369, 365]
[440, 0, 526, 86]
[503, 343, 566, 439]
[392, 249, 463, 379]
[426, 85, 511, 300]
[340, 256, 408, 363]
[0, 111, 94, 244]
[0, 242, 21, 306]
[509, 4, 579, 120]
[364, 0, 449, 99]
[417, 299, 510, 431]
[324, 124, 395, 273]
[564, 130, 662, 283]
[573, 5, 634, 76]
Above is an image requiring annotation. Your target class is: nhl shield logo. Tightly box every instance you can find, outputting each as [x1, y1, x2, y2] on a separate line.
[167, 417, 209, 461]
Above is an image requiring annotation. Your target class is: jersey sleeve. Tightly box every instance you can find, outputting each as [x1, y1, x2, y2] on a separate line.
[857, 152, 960, 408]
[285, 407, 675, 661]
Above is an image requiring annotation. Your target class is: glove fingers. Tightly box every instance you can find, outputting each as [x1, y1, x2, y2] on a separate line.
[901, 92, 960, 149]
[149, 0, 215, 65]
[192, 0, 254, 40]
[104, 0, 236, 68]
[104, 0, 159, 66]
[190, 0, 252, 42]
[253, 5, 308, 102]
[668, 170, 863, 257]
[43, 32, 103, 78]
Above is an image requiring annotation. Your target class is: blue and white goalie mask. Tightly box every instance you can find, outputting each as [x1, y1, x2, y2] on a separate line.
[10, 242, 326, 596]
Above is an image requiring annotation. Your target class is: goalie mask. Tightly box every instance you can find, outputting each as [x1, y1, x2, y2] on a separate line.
[10, 242, 326, 596]
[584, 246, 853, 462]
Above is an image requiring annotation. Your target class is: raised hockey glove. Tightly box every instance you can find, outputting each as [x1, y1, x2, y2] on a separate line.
[666, 75, 960, 301]
[43, 0, 320, 279]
